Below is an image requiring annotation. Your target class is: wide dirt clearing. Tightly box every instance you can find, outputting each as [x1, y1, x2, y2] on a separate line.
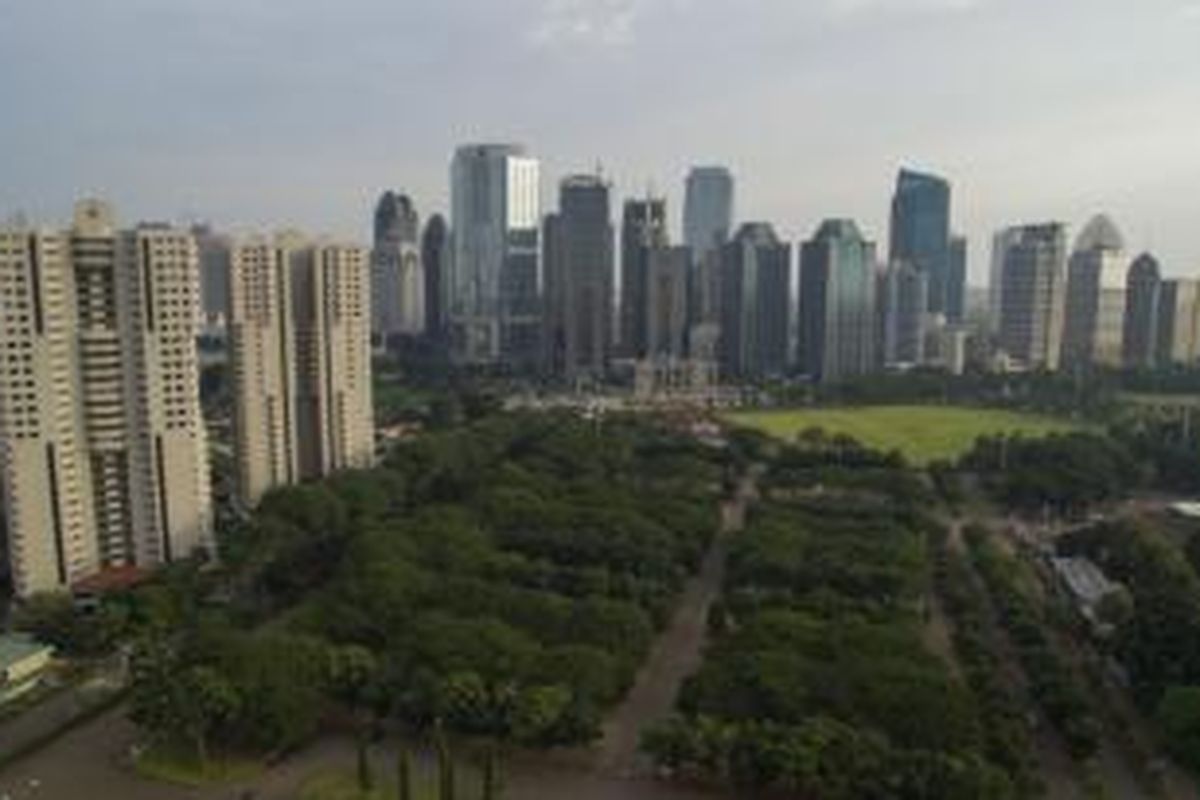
[727, 405, 1079, 464]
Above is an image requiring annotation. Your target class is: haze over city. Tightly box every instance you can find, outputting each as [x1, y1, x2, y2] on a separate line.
[3, 0, 1200, 281]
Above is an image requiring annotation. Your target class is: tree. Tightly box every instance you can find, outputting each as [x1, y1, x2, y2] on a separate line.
[397, 745, 414, 800]
[356, 732, 373, 793]
[1156, 686, 1200, 772]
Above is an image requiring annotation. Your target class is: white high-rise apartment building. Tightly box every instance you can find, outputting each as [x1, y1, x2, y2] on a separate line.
[450, 144, 541, 366]
[0, 200, 212, 597]
[228, 233, 374, 508]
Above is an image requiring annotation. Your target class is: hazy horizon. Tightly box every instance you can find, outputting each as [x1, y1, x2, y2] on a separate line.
[2, 0, 1198, 282]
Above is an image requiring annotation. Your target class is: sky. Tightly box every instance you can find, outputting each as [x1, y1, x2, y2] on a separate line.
[1, 0, 1199, 284]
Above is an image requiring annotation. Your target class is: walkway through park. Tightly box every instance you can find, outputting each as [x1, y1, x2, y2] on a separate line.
[592, 469, 756, 779]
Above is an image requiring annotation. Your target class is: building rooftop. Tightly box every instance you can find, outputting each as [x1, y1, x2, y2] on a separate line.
[1074, 214, 1125, 254]
[1170, 502, 1200, 520]
[0, 634, 53, 671]
[1051, 556, 1118, 607]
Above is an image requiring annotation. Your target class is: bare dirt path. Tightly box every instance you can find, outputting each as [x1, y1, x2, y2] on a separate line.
[0, 477, 757, 800]
[592, 471, 755, 778]
[945, 519, 1086, 800]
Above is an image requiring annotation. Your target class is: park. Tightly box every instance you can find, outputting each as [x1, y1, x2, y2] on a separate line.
[726, 405, 1080, 464]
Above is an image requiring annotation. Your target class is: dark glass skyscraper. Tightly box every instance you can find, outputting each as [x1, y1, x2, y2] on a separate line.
[620, 196, 668, 358]
[543, 175, 614, 380]
[948, 235, 967, 323]
[683, 166, 734, 255]
[718, 223, 791, 379]
[1123, 253, 1161, 369]
[421, 214, 448, 344]
[800, 220, 877, 383]
[890, 169, 956, 317]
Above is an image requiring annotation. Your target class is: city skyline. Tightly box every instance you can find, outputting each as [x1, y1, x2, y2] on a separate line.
[2, 1, 1198, 282]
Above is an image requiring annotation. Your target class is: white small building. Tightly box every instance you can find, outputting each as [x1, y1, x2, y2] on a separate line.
[0, 635, 55, 704]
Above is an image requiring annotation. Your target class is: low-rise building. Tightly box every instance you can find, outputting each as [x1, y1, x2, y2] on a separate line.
[0, 634, 55, 704]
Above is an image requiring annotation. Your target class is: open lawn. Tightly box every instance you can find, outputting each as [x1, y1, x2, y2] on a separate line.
[727, 405, 1080, 465]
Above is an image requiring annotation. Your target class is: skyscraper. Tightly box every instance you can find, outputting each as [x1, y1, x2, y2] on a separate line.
[718, 223, 791, 379]
[229, 234, 375, 508]
[620, 196, 668, 358]
[1123, 253, 1161, 369]
[947, 235, 967, 323]
[890, 169, 957, 316]
[193, 224, 231, 320]
[422, 214, 449, 344]
[683, 167, 734, 256]
[1060, 215, 1127, 370]
[371, 192, 424, 346]
[449, 144, 541, 366]
[799, 220, 877, 382]
[995, 223, 1067, 371]
[879, 260, 929, 368]
[543, 175, 614, 380]
[645, 246, 691, 360]
[0, 201, 212, 597]
[1155, 279, 1200, 366]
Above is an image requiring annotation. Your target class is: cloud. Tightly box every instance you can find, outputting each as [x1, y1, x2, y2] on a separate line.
[1182, 0, 1200, 19]
[527, 0, 644, 49]
[827, 0, 983, 19]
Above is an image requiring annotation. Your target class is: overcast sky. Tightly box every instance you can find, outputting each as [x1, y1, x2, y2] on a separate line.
[2, 0, 1198, 282]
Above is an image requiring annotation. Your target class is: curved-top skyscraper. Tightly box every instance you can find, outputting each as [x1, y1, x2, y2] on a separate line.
[371, 191, 424, 347]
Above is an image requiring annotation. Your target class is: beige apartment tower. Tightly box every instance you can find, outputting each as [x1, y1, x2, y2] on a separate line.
[229, 234, 374, 508]
[0, 201, 212, 597]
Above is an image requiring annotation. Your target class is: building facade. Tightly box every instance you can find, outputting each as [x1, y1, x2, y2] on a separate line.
[229, 234, 374, 508]
[718, 223, 791, 379]
[0, 201, 212, 597]
[542, 175, 614, 381]
[879, 260, 929, 368]
[948, 235, 967, 323]
[371, 192, 424, 346]
[683, 166, 734, 256]
[645, 246, 691, 361]
[422, 214, 449, 345]
[1156, 279, 1200, 367]
[1123, 253, 1162, 369]
[449, 144, 541, 367]
[1060, 215, 1128, 370]
[620, 196, 668, 358]
[799, 219, 877, 383]
[890, 169, 958, 317]
[996, 223, 1067, 371]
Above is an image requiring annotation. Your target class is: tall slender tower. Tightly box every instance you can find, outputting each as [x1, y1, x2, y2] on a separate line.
[229, 234, 374, 508]
[620, 196, 668, 358]
[422, 215, 449, 345]
[543, 175, 614, 381]
[449, 144, 541, 367]
[0, 201, 212, 597]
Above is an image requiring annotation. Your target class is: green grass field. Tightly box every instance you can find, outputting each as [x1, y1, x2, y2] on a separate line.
[726, 405, 1079, 465]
